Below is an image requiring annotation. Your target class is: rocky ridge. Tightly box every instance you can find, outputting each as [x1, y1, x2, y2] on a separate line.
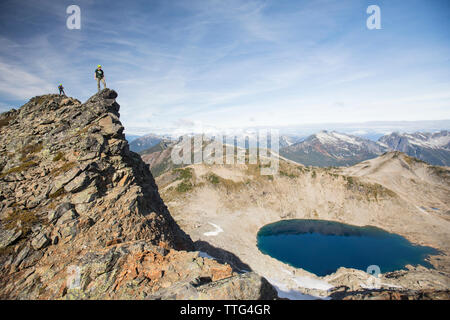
[0, 90, 277, 299]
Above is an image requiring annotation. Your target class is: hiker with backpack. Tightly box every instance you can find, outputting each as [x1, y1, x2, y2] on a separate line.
[58, 84, 65, 96]
[95, 65, 107, 92]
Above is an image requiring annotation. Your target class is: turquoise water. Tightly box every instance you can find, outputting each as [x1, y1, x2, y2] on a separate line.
[257, 219, 439, 276]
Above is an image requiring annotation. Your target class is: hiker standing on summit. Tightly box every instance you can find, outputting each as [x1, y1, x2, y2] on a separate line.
[58, 84, 65, 96]
[95, 65, 106, 92]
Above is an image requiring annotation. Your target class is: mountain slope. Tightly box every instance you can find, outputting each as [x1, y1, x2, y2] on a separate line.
[139, 135, 218, 177]
[280, 131, 387, 167]
[140, 139, 179, 177]
[341, 151, 450, 221]
[0, 90, 276, 300]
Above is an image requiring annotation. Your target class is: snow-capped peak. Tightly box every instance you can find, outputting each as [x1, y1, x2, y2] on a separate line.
[314, 131, 362, 146]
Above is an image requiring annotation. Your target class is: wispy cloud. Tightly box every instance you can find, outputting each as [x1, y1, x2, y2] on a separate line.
[0, 60, 54, 99]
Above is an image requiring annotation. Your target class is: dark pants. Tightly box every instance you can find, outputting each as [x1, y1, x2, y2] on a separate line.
[59, 89, 65, 96]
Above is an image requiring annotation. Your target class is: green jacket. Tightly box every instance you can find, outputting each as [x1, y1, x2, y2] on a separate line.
[95, 69, 104, 79]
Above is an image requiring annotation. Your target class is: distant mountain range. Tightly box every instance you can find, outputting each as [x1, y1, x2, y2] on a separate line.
[124, 134, 141, 143]
[378, 131, 450, 167]
[133, 129, 449, 170]
[128, 133, 166, 152]
[280, 130, 449, 167]
[280, 131, 386, 167]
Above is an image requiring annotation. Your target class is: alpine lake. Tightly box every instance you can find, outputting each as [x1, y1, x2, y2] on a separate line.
[257, 219, 439, 276]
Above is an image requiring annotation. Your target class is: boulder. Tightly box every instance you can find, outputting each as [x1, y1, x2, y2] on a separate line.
[31, 232, 50, 250]
[60, 223, 78, 239]
[56, 209, 78, 226]
[50, 167, 82, 194]
[98, 114, 123, 137]
[20, 250, 44, 269]
[13, 246, 30, 268]
[64, 171, 93, 193]
[48, 202, 74, 223]
[71, 186, 98, 204]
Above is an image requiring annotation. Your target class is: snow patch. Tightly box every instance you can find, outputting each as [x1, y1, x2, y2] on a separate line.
[198, 251, 216, 260]
[282, 268, 334, 291]
[380, 282, 404, 289]
[315, 131, 362, 147]
[331, 132, 362, 146]
[203, 222, 224, 236]
[416, 206, 429, 215]
[267, 279, 330, 300]
[401, 132, 450, 149]
[267, 279, 328, 300]
[316, 131, 339, 144]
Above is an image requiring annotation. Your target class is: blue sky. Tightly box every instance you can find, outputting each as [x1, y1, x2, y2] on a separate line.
[0, 0, 449, 135]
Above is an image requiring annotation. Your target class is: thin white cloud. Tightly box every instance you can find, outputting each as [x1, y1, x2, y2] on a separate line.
[0, 61, 54, 99]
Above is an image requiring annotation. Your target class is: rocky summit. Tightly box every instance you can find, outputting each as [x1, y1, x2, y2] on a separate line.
[0, 89, 277, 299]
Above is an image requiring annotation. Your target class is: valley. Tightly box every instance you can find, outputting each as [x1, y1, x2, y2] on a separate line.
[155, 152, 450, 299]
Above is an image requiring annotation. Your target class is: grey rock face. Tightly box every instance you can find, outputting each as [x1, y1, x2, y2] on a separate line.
[56, 209, 78, 226]
[98, 114, 123, 138]
[0, 228, 22, 249]
[48, 202, 74, 223]
[31, 232, 50, 250]
[13, 246, 30, 268]
[50, 167, 82, 194]
[71, 186, 98, 204]
[64, 171, 94, 193]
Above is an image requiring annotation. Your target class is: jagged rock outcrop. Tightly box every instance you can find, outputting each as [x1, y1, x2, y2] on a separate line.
[0, 90, 277, 300]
